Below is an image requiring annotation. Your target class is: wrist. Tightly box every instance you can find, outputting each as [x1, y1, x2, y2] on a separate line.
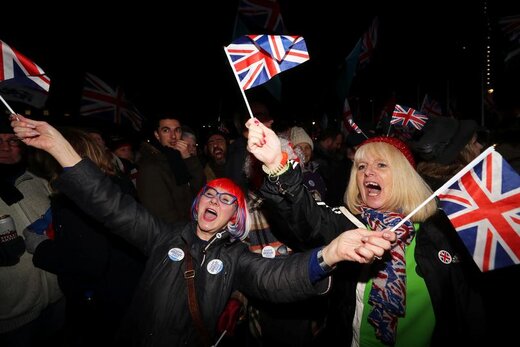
[262, 151, 289, 177]
[266, 152, 285, 171]
[317, 247, 336, 273]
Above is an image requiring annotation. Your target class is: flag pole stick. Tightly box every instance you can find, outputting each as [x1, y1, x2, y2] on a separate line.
[223, 47, 254, 119]
[0, 95, 16, 115]
[390, 145, 496, 232]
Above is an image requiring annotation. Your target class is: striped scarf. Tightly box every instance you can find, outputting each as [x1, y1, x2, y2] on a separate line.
[360, 206, 415, 345]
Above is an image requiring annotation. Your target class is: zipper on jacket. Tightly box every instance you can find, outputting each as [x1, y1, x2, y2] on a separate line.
[200, 230, 227, 266]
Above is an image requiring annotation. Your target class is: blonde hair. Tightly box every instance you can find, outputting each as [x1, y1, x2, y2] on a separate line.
[345, 142, 437, 222]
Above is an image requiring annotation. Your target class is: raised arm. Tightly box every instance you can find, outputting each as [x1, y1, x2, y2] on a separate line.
[10, 114, 167, 254]
[10, 114, 82, 168]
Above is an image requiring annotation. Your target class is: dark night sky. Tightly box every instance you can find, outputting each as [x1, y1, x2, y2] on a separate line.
[1, 1, 519, 133]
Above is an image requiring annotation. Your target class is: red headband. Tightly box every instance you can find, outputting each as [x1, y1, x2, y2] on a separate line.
[360, 136, 416, 168]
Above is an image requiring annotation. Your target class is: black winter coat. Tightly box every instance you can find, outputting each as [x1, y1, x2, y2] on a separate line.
[55, 159, 330, 346]
[260, 165, 488, 347]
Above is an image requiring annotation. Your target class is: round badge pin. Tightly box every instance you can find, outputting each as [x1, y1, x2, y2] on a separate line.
[438, 250, 452, 264]
[261, 245, 276, 258]
[207, 259, 224, 275]
[308, 179, 315, 187]
[168, 248, 185, 262]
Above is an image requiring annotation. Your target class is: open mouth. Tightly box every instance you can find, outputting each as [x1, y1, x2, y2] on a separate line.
[364, 181, 381, 196]
[203, 208, 218, 221]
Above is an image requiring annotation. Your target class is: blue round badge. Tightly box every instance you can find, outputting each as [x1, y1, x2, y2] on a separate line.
[168, 248, 185, 261]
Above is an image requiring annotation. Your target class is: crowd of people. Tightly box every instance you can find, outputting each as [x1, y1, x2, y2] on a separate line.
[1, 98, 519, 346]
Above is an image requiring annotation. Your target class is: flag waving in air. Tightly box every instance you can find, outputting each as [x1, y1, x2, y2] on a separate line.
[225, 35, 309, 90]
[237, 0, 286, 34]
[391, 104, 428, 131]
[0, 40, 50, 92]
[80, 73, 144, 131]
[438, 149, 520, 272]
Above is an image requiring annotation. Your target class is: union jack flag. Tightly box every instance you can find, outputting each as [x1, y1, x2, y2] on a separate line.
[341, 97, 362, 135]
[225, 35, 309, 90]
[80, 73, 144, 131]
[359, 17, 379, 68]
[0, 40, 50, 96]
[438, 150, 520, 271]
[420, 94, 442, 118]
[238, 0, 286, 34]
[390, 104, 428, 131]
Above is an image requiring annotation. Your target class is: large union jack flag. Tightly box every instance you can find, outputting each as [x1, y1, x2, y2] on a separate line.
[390, 104, 428, 130]
[225, 35, 309, 90]
[238, 0, 285, 34]
[438, 150, 520, 271]
[80, 73, 144, 131]
[0, 40, 50, 93]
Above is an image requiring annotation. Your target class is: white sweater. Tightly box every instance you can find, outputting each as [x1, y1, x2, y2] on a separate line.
[0, 171, 63, 333]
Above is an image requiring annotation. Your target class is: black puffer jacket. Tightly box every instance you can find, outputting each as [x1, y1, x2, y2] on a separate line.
[55, 159, 330, 346]
[260, 164, 488, 346]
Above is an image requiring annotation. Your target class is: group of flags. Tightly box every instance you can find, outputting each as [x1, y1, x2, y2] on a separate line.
[0, 39, 144, 131]
[0, 0, 519, 273]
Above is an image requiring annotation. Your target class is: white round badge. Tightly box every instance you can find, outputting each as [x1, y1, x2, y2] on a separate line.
[207, 259, 224, 275]
[308, 180, 316, 187]
[261, 246, 276, 258]
[437, 250, 452, 264]
[168, 248, 185, 262]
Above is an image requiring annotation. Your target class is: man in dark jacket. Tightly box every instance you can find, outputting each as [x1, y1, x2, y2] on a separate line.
[137, 115, 205, 224]
[11, 115, 395, 347]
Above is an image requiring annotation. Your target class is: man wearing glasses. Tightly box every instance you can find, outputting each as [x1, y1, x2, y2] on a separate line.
[0, 117, 64, 346]
[137, 115, 205, 224]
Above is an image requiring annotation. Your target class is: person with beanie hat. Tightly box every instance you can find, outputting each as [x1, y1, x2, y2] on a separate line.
[290, 126, 327, 201]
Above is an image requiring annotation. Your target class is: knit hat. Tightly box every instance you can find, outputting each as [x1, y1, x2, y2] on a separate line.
[360, 136, 416, 168]
[290, 126, 313, 150]
[408, 116, 478, 165]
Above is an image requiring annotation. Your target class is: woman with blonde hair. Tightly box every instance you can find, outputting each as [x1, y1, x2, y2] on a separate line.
[246, 118, 487, 347]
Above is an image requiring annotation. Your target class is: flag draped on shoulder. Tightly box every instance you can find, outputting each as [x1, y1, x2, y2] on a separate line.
[225, 34, 309, 90]
[80, 73, 144, 131]
[438, 149, 520, 272]
[0, 40, 50, 108]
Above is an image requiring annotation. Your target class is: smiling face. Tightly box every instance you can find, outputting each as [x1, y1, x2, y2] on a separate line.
[206, 134, 227, 165]
[355, 150, 393, 210]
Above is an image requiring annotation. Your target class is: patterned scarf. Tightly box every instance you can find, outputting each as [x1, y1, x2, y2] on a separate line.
[360, 206, 415, 345]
